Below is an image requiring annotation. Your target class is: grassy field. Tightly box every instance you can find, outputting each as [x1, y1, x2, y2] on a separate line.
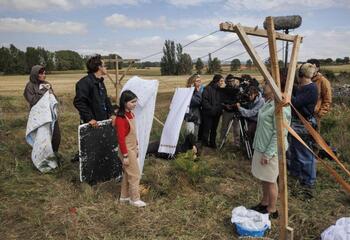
[322, 64, 350, 73]
[0, 71, 349, 239]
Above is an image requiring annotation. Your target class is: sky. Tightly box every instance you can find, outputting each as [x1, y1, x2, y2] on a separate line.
[0, 0, 350, 63]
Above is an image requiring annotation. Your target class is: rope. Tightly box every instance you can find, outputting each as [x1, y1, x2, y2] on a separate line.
[139, 30, 220, 61]
[182, 30, 220, 48]
[221, 41, 268, 62]
[196, 38, 240, 60]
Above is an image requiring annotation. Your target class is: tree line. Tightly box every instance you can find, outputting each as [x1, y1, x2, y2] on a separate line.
[0, 44, 85, 74]
[3, 42, 348, 76]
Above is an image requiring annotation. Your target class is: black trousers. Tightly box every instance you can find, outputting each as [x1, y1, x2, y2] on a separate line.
[52, 121, 61, 152]
[201, 114, 221, 146]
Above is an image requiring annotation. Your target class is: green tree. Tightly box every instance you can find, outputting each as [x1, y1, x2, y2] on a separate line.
[160, 40, 176, 75]
[208, 57, 221, 74]
[230, 58, 241, 71]
[335, 58, 343, 64]
[104, 54, 122, 70]
[176, 44, 192, 75]
[325, 58, 333, 65]
[25, 47, 41, 72]
[344, 57, 349, 64]
[37, 47, 55, 72]
[55, 50, 84, 70]
[246, 59, 253, 69]
[195, 58, 204, 74]
[9, 44, 26, 74]
[0, 47, 13, 74]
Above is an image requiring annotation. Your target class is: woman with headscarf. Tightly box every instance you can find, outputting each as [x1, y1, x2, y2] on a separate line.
[24, 65, 61, 160]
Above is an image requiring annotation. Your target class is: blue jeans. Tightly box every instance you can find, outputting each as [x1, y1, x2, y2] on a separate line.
[288, 136, 316, 187]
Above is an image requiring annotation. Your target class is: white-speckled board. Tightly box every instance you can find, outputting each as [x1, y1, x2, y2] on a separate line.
[79, 119, 122, 185]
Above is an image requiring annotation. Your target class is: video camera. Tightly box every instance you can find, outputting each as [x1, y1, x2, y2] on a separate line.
[227, 74, 259, 107]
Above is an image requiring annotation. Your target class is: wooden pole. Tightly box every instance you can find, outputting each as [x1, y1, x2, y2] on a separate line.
[284, 36, 302, 98]
[115, 56, 119, 104]
[219, 22, 300, 42]
[266, 16, 293, 240]
[119, 61, 134, 83]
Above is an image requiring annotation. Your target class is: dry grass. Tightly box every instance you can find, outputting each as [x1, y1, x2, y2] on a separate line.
[323, 64, 350, 73]
[0, 71, 349, 240]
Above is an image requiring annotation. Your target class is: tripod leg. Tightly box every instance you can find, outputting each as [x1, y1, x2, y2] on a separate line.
[219, 119, 233, 150]
[240, 118, 253, 159]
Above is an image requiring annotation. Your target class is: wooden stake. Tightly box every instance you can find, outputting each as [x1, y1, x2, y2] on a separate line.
[266, 16, 293, 240]
[119, 61, 134, 83]
[115, 56, 119, 104]
[284, 36, 302, 98]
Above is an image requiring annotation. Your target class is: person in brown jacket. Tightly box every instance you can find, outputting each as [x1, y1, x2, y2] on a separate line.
[23, 65, 61, 156]
[307, 59, 332, 124]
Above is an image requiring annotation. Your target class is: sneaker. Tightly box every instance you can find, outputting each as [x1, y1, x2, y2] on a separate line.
[259, 207, 279, 219]
[130, 200, 147, 207]
[250, 203, 268, 213]
[119, 197, 130, 203]
[269, 210, 279, 219]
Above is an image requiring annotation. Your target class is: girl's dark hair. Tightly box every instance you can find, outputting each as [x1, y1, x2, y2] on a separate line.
[208, 74, 223, 87]
[86, 54, 103, 73]
[117, 90, 138, 117]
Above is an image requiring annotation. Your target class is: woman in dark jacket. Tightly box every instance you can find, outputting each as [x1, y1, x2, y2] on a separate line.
[23, 65, 61, 154]
[201, 74, 225, 148]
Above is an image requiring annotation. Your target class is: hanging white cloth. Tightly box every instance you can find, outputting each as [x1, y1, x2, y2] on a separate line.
[25, 91, 58, 173]
[158, 87, 194, 155]
[121, 76, 159, 174]
[321, 217, 350, 240]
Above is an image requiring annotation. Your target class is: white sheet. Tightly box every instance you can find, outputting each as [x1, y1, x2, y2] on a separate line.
[25, 91, 58, 173]
[158, 87, 194, 155]
[121, 76, 159, 174]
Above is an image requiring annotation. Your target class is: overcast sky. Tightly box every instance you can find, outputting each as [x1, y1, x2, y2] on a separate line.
[0, 0, 349, 62]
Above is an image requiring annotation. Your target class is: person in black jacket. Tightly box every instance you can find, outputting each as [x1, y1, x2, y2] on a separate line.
[201, 74, 225, 148]
[73, 54, 115, 127]
[219, 74, 240, 146]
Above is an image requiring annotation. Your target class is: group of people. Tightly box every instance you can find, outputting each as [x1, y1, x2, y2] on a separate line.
[182, 59, 332, 217]
[23, 55, 332, 213]
[184, 72, 264, 151]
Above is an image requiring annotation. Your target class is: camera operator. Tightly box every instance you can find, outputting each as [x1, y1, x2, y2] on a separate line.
[220, 74, 241, 146]
[234, 85, 265, 145]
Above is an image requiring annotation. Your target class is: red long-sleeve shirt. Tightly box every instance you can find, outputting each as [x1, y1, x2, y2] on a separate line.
[115, 111, 134, 155]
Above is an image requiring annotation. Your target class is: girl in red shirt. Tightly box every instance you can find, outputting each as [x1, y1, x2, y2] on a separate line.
[115, 90, 146, 207]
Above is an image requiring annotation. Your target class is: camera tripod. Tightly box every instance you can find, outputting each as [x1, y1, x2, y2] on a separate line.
[219, 114, 253, 160]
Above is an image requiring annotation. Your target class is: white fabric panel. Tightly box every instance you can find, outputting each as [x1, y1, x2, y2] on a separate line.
[121, 76, 159, 174]
[158, 87, 194, 155]
[25, 91, 58, 172]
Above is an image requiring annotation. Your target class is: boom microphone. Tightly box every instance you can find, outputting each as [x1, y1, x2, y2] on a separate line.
[263, 15, 302, 31]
